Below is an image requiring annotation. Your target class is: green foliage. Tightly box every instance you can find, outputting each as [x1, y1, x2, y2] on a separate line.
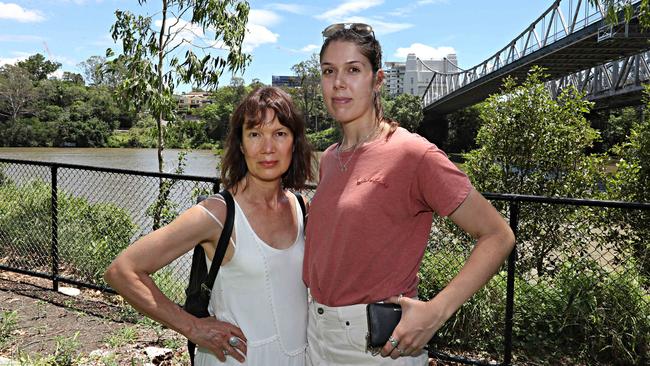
[607, 87, 650, 275]
[16, 54, 61, 82]
[0, 64, 36, 122]
[107, 0, 251, 174]
[0, 180, 136, 283]
[420, 225, 649, 364]
[384, 93, 423, 133]
[147, 151, 188, 230]
[290, 54, 327, 131]
[0, 310, 18, 348]
[512, 259, 649, 364]
[307, 127, 341, 151]
[0, 67, 133, 147]
[104, 327, 138, 348]
[0, 118, 56, 147]
[153, 268, 187, 304]
[464, 66, 607, 275]
[58, 196, 136, 283]
[445, 105, 482, 153]
[165, 118, 210, 149]
[590, 0, 650, 30]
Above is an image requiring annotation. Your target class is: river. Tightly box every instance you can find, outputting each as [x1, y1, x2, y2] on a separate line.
[0, 147, 220, 178]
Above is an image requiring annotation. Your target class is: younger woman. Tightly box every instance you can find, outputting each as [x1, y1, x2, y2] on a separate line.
[303, 23, 516, 365]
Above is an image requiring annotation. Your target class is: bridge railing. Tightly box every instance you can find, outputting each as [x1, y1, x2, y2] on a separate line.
[547, 48, 650, 101]
[422, 0, 635, 106]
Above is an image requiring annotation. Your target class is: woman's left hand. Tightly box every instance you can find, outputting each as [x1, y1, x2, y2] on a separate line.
[379, 296, 441, 359]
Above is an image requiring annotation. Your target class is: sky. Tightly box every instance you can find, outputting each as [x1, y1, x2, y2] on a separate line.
[0, 0, 558, 90]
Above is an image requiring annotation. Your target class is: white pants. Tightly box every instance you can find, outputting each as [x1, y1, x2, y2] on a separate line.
[306, 298, 429, 366]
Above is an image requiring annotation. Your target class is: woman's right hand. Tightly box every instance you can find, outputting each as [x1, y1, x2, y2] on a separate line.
[189, 316, 248, 363]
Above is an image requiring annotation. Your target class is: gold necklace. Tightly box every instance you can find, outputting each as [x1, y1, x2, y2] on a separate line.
[336, 123, 382, 172]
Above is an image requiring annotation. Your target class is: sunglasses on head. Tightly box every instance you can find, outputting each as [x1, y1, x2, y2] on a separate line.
[322, 23, 375, 39]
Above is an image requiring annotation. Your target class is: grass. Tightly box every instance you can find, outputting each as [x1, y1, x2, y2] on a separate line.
[0, 310, 18, 349]
[104, 327, 138, 348]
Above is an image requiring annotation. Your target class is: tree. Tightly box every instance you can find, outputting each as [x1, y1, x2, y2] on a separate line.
[0, 65, 36, 122]
[445, 104, 482, 153]
[79, 56, 106, 86]
[384, 93, 423, 133]
[107, 0, 249, 174]
[464, 66, 606, 275]
[16, 54, 61, 81]
[607, 87, 650, 275]
[291, 54, 322, 130]
[62, 72, 85, 85]
[107, 0, 250, 229]
[590, 0, 650, 29]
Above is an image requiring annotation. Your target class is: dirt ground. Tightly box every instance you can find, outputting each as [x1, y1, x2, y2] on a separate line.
[0, 271, 187, 365]
[0, 271, 473, 366]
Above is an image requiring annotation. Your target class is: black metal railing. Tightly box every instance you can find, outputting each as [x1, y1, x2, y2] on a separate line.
[0, 158, 648, 365]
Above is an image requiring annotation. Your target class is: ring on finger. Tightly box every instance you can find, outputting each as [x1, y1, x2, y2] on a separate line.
[396, 347, 405, 355]
[388, 336, 399, 348]
[223, 349, 229, 356]
[228, 336, 240, 347]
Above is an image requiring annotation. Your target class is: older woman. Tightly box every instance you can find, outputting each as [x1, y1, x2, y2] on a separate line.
[105, 86, 313, 365]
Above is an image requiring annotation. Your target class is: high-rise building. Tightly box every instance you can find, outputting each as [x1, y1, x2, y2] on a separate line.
[384, 53, 460, 97]
[272, 75, 301, 88]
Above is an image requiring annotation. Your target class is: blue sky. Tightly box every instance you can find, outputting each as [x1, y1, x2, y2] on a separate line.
[1, 0, 556, 90]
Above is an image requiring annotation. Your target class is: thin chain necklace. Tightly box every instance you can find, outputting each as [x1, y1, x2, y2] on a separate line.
[336, 123, 383, 172]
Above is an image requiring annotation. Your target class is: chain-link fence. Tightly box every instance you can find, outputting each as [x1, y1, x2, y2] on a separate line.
[424, 194, 650, 365]
[0, 158, 219, 304]
[1, 159, 648, 365]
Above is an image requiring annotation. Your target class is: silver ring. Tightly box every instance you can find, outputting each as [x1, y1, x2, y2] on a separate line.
[223, 349, 229, 356]
[228, 336, 240, 347]
[396, 347, 405, 355]
[388, 336, 399, 348]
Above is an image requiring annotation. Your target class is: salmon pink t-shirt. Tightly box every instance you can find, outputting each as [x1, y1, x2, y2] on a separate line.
[303, 127, 472, 306]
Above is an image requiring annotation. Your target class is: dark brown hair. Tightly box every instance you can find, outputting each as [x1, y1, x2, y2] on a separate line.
[221, 86, 313, 191]
[319, 28, 398, 134]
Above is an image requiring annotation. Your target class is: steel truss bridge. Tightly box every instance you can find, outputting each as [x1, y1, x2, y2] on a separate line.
[422, 0, 650, 118]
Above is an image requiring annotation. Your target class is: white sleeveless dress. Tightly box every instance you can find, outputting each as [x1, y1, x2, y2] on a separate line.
[195, 194, 307, 366]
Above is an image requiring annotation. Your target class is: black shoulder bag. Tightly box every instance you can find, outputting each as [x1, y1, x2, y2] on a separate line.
[183, 190, 234, 365]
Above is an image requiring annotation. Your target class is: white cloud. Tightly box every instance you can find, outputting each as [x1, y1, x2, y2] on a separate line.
[394, 43, 456, 60]
[417, 0, 448, 4]
[249, 9, 281, 27]
[390, 0, 447, 17]
[317, 0, 383, 21]
[0, 2, 45, 22]
[238, 9, 281, 53]
[0, 34, 44, 42]
[0, 56, 24, 66]
[154, 18, 205, 48]
[301, 44, 319, 53]
[336, 16, 412, 35]
[243, 23, 279, 53]
[267, 3, 307, 14]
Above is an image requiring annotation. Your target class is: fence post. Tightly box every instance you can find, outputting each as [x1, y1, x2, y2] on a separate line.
[51, 165, 59, 292]
[503, 201, 519, 366]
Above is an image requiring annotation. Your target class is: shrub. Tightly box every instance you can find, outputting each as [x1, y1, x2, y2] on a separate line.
[0, 180, 136, 284]
[307, 127, 340, 151]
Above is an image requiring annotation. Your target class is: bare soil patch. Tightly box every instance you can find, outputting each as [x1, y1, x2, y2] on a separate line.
[0, 271, 186, 365]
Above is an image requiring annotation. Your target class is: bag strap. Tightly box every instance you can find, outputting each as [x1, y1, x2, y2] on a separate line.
[201, 190, 235, 295]
[293, 191, 307, 223]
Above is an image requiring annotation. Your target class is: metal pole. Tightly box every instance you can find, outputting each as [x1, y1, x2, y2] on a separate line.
[51, 165, 59, 292]
[503, 201, 519, 366]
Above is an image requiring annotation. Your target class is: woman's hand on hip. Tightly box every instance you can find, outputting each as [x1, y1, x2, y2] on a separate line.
[189, 317, 247, 363]
[380, 296, 441, 359]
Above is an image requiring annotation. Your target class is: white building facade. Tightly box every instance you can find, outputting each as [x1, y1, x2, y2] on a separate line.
[384, 53, 460, 97]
